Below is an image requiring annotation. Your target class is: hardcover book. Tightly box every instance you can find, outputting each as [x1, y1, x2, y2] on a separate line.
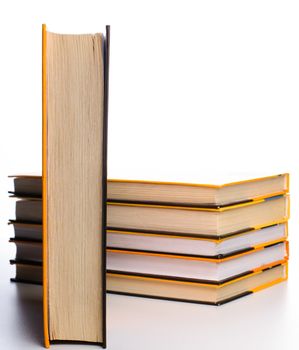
[9, 220, 288, 256]
[107, 195, 289, 237]
[41, 24, 110, 347]
[9, 259, 288, 306]
[106, 262, 288, 305]
[107, 174, 289, 206]
[9, 173, 289, 207]
[10, 195, 289, 238]
[107, 241, 288, 282]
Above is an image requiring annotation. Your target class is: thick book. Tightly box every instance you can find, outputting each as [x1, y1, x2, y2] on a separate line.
[107, 174, 289, 206]
[9, 175, 42, 198]
[107, 222, 288, 255]
[106, 241, 288, 282]
[10, 260, 43, 285]
[107, 195, 289, 237]
[9, 260, 287, 306]
[10, 194, 289, 238]
[9, 220, 287, 257]
[9, 173, 289, 207]
[41, 24, 110, 347]
[107, 262, 288, 305]
[9, 238, 42, 263]
[9, 238, 287, 270]
[9, 221, 42, 241]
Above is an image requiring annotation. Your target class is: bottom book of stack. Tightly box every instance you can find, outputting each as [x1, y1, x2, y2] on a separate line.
[11, 260, 287, 306]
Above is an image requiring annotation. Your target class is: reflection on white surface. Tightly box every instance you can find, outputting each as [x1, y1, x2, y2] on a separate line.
[107, 283, 291, 350]
[11, 284, 43, 346]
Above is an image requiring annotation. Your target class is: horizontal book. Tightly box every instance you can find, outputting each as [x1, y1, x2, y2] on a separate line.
[107, 262, 287, 305]
[9, 232, 287, 264]
[10, 260, 287, 305]
[10, 261, 42, 285]
[13, 199, 42, 223]
[9, 175, 42, 198]
[11, 195, 289, 237]
[9, 238, 42, 263]
[107, 222, 287, 256]
[8, 222, 42, 241]
[9, 173, 289, 207]
[107, 241, 288, 283]
[107, 195, 289, 237]
[8, 221, 287, 257]
[108, 174, 289, 207]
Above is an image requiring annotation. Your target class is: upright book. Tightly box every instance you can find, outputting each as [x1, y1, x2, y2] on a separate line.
[42, 24, 109, 347]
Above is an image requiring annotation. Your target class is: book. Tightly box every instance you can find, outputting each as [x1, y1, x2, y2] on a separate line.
[10, 195, 289, 238]
[107, 174, 289, 206]
[9, 220, 287, 256]
[9, 221, 42, 241]
[14, 199, 42, 223]
[10, 260, 43, 285]
[9, 173, 289, 207]
[9, 260, 287, 306]
[9, 175, 42, 198]
[106, 222, 288, 255]
[9, 238, 42, 263]
[107, 195, 289, 237]
[107, 262, 288, 305]
[41, 24, 110, 347]
[107, 241, 287, 282]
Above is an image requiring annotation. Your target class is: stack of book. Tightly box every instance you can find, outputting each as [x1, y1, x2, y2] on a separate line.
[106, 174, 289, 305]
[9, 173, 289, 305]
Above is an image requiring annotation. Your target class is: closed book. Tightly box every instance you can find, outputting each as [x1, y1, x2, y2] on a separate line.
[9, 221, 287, 257]
[106, 222, 288, 256]
[107, 174, 289, 206]
[41, 24, 110, 347]
[9, 173, 289, 207]
[107, 262, 288, 305]
[8, 221, 42, 241]
[107, 241, 288, 283]
[107, 195, 289, 237]
[10, 195, 289, 238]
[9, 260, 288, 306]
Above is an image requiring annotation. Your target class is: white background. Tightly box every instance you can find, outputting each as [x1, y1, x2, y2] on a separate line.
[0, 0, 299, 349]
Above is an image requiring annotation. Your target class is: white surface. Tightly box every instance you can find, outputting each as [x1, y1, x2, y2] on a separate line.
[1, 0, 299, 349]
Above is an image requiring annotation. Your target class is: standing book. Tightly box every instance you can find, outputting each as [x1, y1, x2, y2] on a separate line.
[42, 24, 109, 347]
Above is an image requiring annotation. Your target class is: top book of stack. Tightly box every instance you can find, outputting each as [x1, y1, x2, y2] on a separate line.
[10, 173, 289, 207]
[107, 174, 289, 207]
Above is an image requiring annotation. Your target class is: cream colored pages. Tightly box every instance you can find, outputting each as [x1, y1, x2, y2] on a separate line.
[46, 32, 104, 342]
